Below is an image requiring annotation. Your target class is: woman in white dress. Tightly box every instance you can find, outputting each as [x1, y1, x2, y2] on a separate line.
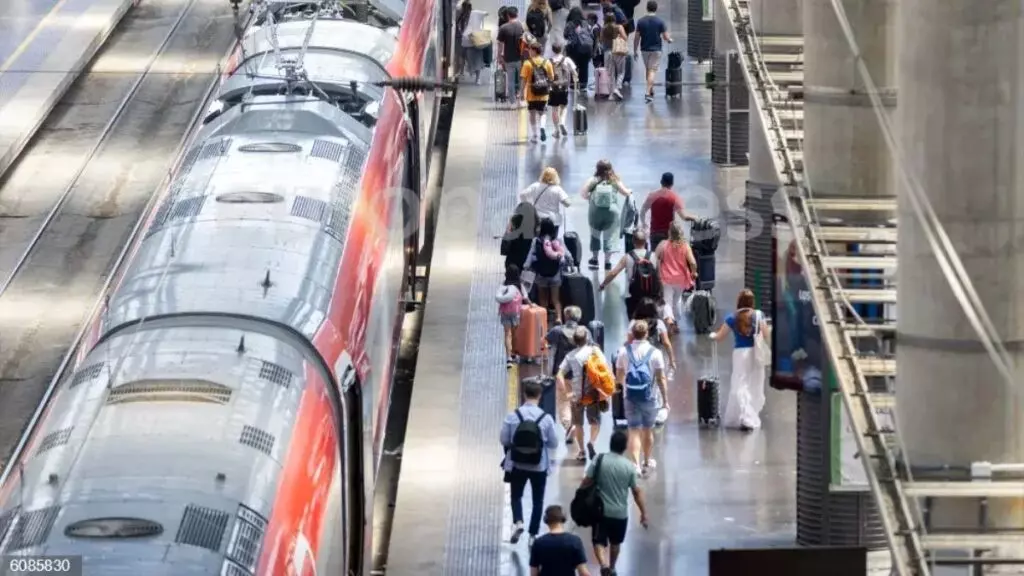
[710, 288, 771, 431]
[518, 167, 571, 237]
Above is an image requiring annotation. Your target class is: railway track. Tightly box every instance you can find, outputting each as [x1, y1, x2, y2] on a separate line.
[0, 0, 241, 471]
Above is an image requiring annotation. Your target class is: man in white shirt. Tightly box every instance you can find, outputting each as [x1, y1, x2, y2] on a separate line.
[614, 320, 668, 476]
[556, 326, 608, 462]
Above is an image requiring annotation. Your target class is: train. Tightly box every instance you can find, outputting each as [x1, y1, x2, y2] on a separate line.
[0, 0, 450, 574]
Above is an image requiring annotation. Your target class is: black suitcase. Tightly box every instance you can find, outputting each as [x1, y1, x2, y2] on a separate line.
[697, 341, 720, 427]
[563, 231, 582, 266]
[521, 375, 558, 417]
[494, 67, 508, 102]
[587, 320, 605, 351]
[560, 268, 596, 325]
[667, 51, 683, 69]
[691, 289, 715, 335]
[691, 217, 721, 253]
[573, 104, 588, 135]
[665, 67, 683, 98]
[695, 251, 715, 291]
[610, 347, 627, 428]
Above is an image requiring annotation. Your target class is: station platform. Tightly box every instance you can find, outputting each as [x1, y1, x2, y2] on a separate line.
[385, 1, 797, 573]
[0, 0, 134, 178]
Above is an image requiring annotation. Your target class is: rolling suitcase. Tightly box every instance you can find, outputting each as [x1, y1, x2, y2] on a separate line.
[563, 231, 582, 266]
[610, 346, 627, 428]
[695, 251, 716, 291]
[573, 104, 588, 135]
[691, 290, 716, 335]
[560, 268, 596, 325]
[494, 67, 509, 102]
[514, 304, 548, 360]
[520, 357, 558, 417]
[665, 66, 683, 99]
[697, 340, 720, 427]
[594, 67, 611, 99]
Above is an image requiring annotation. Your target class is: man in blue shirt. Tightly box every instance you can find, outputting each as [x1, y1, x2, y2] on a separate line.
[501, 378, 563, 547]
[633, 0, 673, 102]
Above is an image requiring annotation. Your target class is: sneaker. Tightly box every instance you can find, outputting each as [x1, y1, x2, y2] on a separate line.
[559, 123, 568, 137]
[645, 94, 653, 103]
[565, 424, 576, 444]
[612, 89, 623, 101]
[552, 128, 560, 139]
[587, 442, 596, 460]
[528, 535, 536, 549]
[604, 260, 612, 270]
[511, 523, 524, 544]
[540, 127, 547, 141]
[588, 257, 599, 270]
[576, 450, 587, 462]
[529, 135, 538, 143]
[645, 458, 658, 471]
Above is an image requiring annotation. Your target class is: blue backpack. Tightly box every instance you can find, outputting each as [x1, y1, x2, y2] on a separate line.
[624, 346, 656, 402]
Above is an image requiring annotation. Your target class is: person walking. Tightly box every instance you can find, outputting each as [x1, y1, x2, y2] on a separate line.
[547, 43, 578, 138]
[654, 220, 696, 329]
[580, 430, 649, 576]
[710, 288, 772, 431]
[521, 42, 556, 142]
[599, 10, 629, 100]
[580, 160, 631, 271]
[543, 306, 592, 441]
[497, 7, 527, 107]
[615, 320, 668, 475]
[501, 377, 562, 548]
[633, 0, 672, 102]
[556, 326, 607, 462]
[639, 172, 696, 250]
[598, 230, 663, 321]
[496, 264, 530, 365]
[526, 0, 554, 52]
[524, 218, 571, 323]
[529, 505, 591, 575]
[563, 7, 593, 93]
[519, 167, 571, 236]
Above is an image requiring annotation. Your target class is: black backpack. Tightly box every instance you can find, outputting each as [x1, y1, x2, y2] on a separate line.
[570, 454, 605, 527]
[550, 0, 565, 10]
[526, 8, 547, 38]
[531, 237, 561, 277]
[628, 250, 662, 300]
[528, 57, 551, 96]
[510, 409, 548, 465]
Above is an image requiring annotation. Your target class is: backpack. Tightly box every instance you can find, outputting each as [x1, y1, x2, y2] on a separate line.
[528, 57, 551, 96]
[510, 409, 548, 465]
[531, 237, 561, 277]
[526, 8, 547, 38]
[550, 325, 577, 375]
[552, 57, 572, 90]
[496, 286, 522, 316]
[570, 454, 605, 526]
[628, 250, 662, 299]
[568, 24, 594, 57]
[549, 0, 565, 10]
[583, 349, 616, 402]
[624, 345, 656, 402]
[590, 180, 616, 209]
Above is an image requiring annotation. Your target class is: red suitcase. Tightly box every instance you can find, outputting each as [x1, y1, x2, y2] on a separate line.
[514, 304, 548, 360]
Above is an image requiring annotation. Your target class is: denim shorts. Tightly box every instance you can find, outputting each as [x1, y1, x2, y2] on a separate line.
[534, 273, 562, 288]
[625, 398, 658, 429]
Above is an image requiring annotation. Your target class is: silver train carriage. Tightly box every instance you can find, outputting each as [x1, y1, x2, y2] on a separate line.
[0, 0, 447, 574]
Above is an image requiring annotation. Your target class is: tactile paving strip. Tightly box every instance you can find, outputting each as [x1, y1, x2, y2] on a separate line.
[440, 16, 526, 574]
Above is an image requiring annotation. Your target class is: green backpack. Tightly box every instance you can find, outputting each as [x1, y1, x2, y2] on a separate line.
[590, 180, 616, 209]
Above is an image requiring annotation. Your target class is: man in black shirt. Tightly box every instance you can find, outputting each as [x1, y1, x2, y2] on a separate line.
[529, 505, 591, 575]
[497, 7, 527, 107]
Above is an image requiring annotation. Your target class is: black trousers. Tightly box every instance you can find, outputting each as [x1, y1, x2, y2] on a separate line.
[509, 468, 548, 535]
[570, 53, 590, 88]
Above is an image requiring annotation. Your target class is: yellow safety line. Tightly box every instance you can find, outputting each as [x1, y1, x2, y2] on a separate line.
[507, 363, 519, 411]
[0, 0, 72, 75]
[518, 96, 528, 141]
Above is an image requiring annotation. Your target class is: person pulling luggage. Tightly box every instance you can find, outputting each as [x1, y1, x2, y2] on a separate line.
[580, 160, 631, 271]
[544, 306, 593, 440]
[709, 288, 771, 431]
[615, 320, 667, 476]
[597, 230, 663, 321]
[654, 220, 696, 331]
[547, 43, 578, 138]
[496, 264, 532, 365]
[501, 377, 563, 548]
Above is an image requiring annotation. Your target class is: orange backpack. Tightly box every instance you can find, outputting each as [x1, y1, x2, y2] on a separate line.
[582, 348, 616, 404]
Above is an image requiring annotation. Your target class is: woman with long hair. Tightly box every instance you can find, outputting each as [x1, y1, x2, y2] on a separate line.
[599, 9, 628, 100]
[518, 166, 571, 237]
[580, 160, 631, 270]
[562, 7, 592, 91]
[710, 288, 771, 431]
[654, 220, 696, 332]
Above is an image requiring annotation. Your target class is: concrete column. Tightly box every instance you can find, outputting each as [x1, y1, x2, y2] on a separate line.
[802, 0, 896, 198]
[896, 0, 1024, 561]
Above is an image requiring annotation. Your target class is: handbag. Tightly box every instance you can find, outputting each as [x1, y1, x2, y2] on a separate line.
[469, 29, 492, 48]
[753, 311, 771, 366]
[612, 36, 628, 55]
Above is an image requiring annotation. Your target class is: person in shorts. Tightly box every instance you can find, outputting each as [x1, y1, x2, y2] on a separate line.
[580, 430, 648, 576]
[556, 326, 607, 462]
[496, 264, 530, 365]
[497, 7, 527, 106]
[521, 42, 556, 142]
[633, 0, 672, 102]
[615, 320, 668, 476]
[524, 218, 572, 323]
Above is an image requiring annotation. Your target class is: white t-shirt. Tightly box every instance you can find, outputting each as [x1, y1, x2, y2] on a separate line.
[558, 344, 606, 395]
[615, 340, 665, 381]
[519, 182, 570, 227]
